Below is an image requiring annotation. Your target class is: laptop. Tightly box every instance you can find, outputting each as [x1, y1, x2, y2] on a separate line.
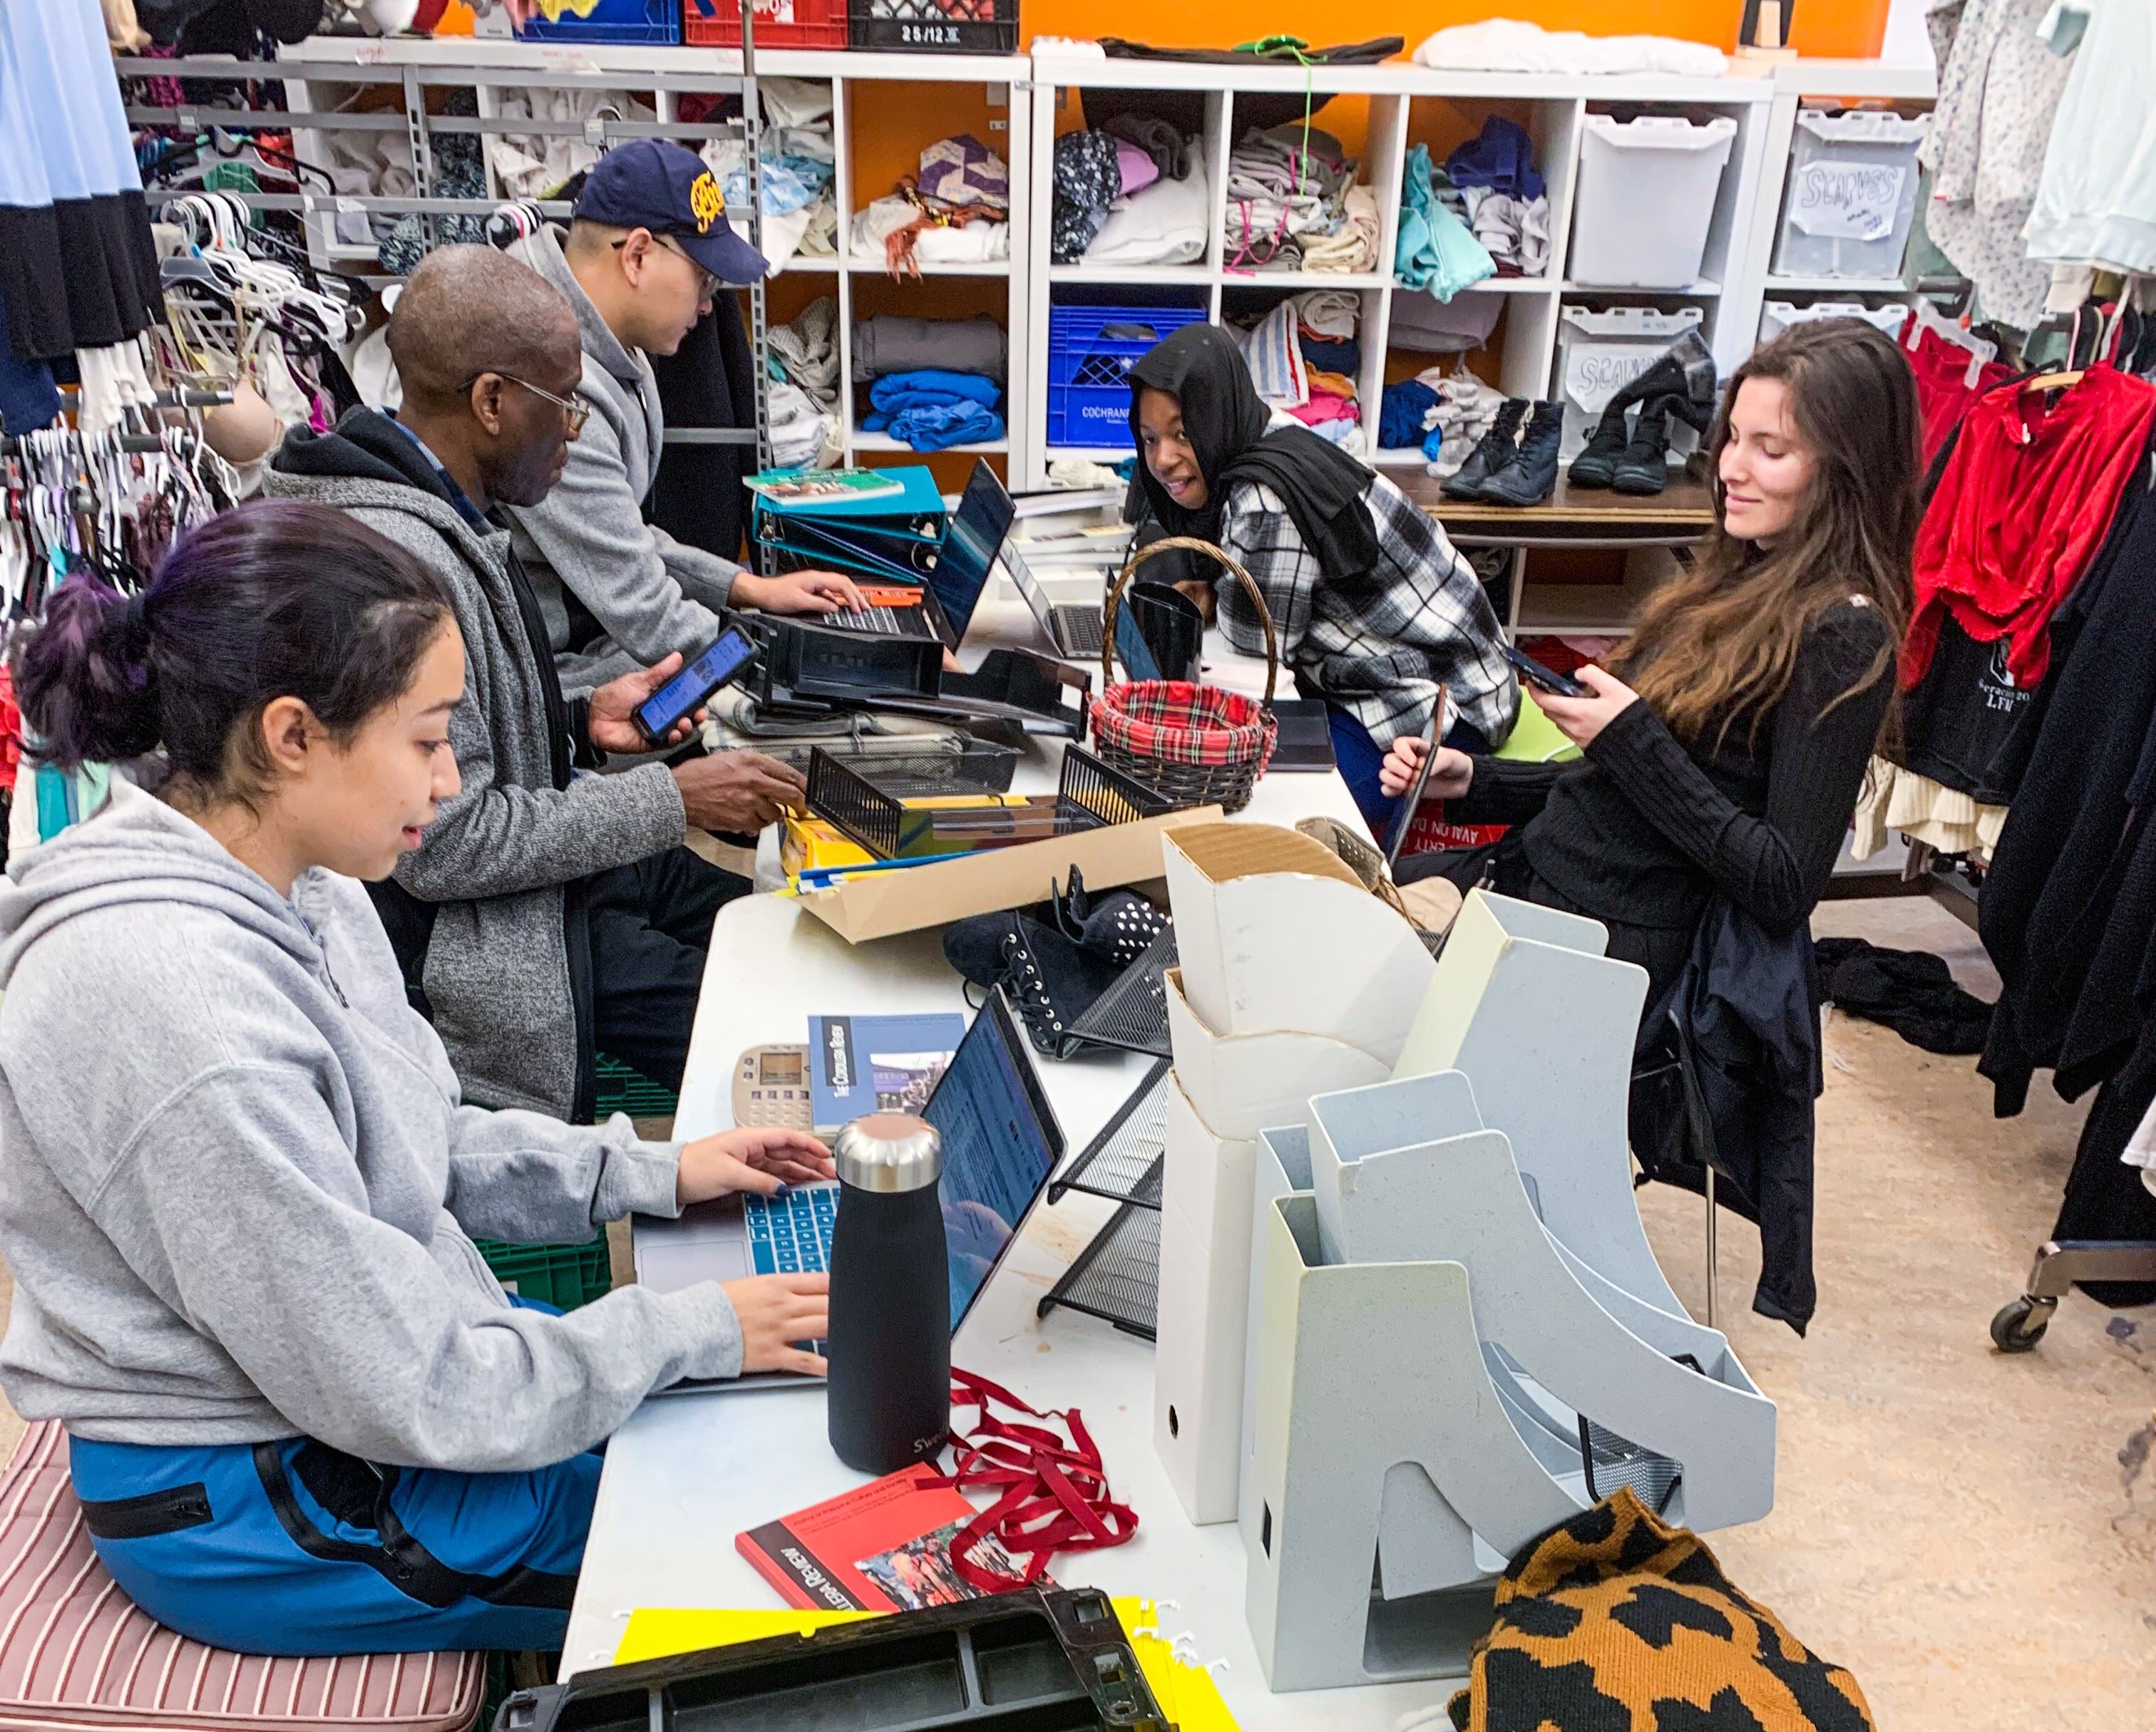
[1005, 532, 1107, 661]
[819, 460, 1015, 650]
[636, 989, 1066, 1395]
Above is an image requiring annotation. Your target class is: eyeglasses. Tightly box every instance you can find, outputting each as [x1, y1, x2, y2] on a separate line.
[615, 232, 720, 301]
[495, 374, 592, 433]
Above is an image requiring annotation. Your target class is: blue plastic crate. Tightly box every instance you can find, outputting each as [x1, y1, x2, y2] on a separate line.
[1044, 305, 1208, 450]
[518, 0, 679, 44]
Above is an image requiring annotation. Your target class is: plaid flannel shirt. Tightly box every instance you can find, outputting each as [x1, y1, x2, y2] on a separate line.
[1213, 470, 1519, 749]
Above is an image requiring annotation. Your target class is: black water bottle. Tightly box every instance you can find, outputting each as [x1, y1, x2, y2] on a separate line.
[826, 1113, 950, 1474]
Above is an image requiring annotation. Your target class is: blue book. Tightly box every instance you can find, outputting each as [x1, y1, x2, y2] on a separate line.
[807, 1012, 967, 1131]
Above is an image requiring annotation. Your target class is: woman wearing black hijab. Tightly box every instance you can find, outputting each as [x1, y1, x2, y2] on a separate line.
[1126, 326, 1516, 828]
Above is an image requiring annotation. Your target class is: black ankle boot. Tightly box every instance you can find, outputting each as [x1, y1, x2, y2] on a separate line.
[1569, 403, 1631, 488]
[1442, 398, 1526, 500]
[1479, 400, 1564, 506]
[1612, 396, 1676, 495]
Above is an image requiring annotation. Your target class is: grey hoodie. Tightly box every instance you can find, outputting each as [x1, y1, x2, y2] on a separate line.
[507, 227, 744, 689]
[0, 783, 742, 1473]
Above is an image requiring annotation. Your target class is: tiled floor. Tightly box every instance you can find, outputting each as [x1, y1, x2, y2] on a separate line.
[0, 897, 2148, 1722]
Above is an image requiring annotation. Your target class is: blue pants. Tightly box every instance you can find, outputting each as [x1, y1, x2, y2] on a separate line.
[1325, 703, 1492, 843]
[66, 1299, 600, 1655]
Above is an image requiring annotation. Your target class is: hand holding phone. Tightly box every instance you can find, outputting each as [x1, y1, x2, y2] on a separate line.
[1502, 642, 1591, 700]
[635, 627, 759, 746]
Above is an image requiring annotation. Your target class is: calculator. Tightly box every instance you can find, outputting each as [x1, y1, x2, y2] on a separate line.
[732, 1043, 816, 1133]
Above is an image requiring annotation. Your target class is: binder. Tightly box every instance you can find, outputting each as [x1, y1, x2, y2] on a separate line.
[751, 465, 947, 581]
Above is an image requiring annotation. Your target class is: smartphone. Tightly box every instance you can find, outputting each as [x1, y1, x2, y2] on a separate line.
[635, 627, 759, 746]
[1502, 642, 1591, 700]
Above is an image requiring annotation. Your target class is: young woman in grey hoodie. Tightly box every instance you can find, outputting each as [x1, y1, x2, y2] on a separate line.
[0, 500, 831, 1656]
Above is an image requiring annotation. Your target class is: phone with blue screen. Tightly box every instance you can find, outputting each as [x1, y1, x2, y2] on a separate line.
[634, 627, 758, 746]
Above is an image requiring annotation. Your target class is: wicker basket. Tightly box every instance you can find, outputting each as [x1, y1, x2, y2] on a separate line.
[1091, 537, 1280, 815]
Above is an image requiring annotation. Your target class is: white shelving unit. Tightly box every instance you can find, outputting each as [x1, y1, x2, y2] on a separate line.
[278, 38, 1032, 479]
[1022, 53, 1785, 491]
[1725, 57, 1941, 356]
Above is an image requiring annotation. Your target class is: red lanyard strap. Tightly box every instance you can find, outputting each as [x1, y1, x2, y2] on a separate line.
[945, 1369, 1139, 1594]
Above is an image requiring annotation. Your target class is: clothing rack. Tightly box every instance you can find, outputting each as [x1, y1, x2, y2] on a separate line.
[117, 0, 776, 480]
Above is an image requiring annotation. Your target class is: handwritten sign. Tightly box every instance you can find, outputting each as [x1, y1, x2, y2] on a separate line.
[1564, 349, 1663, 416]
[1789, 160, 1909, 242]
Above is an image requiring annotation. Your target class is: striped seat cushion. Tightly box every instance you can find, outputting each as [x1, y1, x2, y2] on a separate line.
[0, 1424, 481, 1731]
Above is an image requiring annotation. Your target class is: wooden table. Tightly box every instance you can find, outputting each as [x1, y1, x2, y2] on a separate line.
[1392, 471, 1718, 551]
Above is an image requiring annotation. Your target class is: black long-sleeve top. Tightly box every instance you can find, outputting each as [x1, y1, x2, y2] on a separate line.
[1454, 601, 1894, 937]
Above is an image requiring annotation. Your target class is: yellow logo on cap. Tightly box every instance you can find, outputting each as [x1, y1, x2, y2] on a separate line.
[689, 171, 722, 234]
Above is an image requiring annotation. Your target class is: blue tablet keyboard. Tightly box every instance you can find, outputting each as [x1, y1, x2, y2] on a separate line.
[744, 1184, 838, 1277]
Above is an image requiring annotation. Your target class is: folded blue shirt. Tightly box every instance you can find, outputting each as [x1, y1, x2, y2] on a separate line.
[868, 370, 1002, 412]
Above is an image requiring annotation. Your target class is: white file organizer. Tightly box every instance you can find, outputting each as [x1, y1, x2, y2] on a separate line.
[1393, 889, 1688, 1318]
[1153, 823, 1430, 1529]
[1156, 970, 1392, 1526]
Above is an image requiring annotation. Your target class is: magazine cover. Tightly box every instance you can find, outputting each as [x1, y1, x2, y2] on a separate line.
[744, 468, 903, 504]
[807, 1012, 965, 1130]
[736, 1464, 1034, 1612]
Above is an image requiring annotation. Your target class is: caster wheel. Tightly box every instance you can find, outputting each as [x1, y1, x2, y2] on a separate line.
[1991, 1297, 2050, 1353]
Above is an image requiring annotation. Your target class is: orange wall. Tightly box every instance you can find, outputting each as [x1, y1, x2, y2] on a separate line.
[1023, 1, 1889, 59]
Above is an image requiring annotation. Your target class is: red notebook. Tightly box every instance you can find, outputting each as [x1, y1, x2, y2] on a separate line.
[736, 1465, 1032, 1613]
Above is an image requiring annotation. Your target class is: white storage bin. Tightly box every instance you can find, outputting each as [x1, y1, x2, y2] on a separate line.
[1772, 109, 1928, 282]
[1569, 114, 1737, 289]
[1757, 299, 1910, 347]
[1553, 304, 1705, 461]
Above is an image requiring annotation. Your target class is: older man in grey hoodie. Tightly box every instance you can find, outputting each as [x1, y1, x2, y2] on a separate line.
[271, 246, 801, 1121]
[507, 139, 861, 686]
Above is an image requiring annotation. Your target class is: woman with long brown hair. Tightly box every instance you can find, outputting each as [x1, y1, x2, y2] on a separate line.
[1384, 318, 1920, 1013]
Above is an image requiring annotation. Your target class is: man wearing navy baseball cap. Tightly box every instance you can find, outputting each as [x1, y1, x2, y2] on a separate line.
[505, 139, 861, 687]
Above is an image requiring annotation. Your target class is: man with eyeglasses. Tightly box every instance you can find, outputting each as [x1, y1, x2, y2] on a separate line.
[505, 140, 862, 689]
[270, 244, 803, 1124]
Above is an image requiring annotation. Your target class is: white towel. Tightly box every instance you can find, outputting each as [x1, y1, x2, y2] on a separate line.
[1414, 20, 1726, 78]
[1086, 161, 1209, 268]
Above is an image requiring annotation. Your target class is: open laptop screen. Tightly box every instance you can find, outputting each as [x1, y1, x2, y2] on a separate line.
[924, 461, 1016, 647]
[923, 991, 1064, 1329]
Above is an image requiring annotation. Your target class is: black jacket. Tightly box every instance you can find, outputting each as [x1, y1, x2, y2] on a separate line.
[1630, 899, 1824, 1334]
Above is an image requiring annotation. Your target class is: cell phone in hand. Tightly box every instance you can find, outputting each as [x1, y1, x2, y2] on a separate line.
[1502, 642, 1591, 700]
[635, 627, 759, 746]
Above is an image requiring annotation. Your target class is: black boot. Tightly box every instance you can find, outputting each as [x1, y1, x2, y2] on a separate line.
[1442, 398, 1526, 500]
[1478, 400, 1564, 506]
[1612, 396, 1676, 495]
[1568, 402, 1632, 488]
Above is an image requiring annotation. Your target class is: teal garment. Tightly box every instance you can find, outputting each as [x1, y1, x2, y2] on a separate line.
[1395, 143, 1496, 302]
[31, 761, 110, 845]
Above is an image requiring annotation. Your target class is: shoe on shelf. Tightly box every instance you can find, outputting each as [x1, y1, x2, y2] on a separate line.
[1441, 398, 1526, 500]
[1568, 403, 1632, 488]
[1612, 396, 1677, 496]
[1477, 400, 1564, 506]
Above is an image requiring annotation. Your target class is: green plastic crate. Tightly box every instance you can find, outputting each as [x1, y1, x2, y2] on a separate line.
[474, 1232, 612, 1312]
[593, 1052, 678, 1122]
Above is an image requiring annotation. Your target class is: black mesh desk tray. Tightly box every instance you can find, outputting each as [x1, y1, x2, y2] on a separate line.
[1038, 1066, 1166, 1341]
[494, 1588, 1169, 1732]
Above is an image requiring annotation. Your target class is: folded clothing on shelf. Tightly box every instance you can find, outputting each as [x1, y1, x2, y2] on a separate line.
[770, 295, 840, 411]
[1468, 190, 1551, 277]
[770, 379, 839, 471]
[1053, 129, 1125, 263]
[1298, 183, 1381, 274]
[491, 87, 656, 201]
[851, 194, 1010, 273]
[694, 78, 836, 278]
[1380, 377, 1442, 450]
[1084, 154, 1208, 268]
[1445, 115, 1544, 202]
[851, 313, 1007, 386]
[1417, 368, 1508, 477]
[1395, 143, 1496, 299]
[1390, 286, 1504, 354]
[1223, 124, 1359, 272]
[861, 369, 1005, 453]
[1413, 19, 1728, 76]
[1235, 289, 1364, 416]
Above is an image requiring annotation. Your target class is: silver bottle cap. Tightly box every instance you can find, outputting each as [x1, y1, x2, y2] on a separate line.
[833, 1113, 943, 1194]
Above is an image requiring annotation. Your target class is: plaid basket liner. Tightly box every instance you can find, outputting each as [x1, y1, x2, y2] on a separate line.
[1092, 680, 1278, 771]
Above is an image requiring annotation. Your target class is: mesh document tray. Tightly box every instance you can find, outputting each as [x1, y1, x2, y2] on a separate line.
[1050, 1061, 1169, 1206]
[1065, 927, 1178, 1058]
[806, 746, 1174, 862]
[494, 1588, 1167, 1732]
[1037, 1187, 1161, 1340]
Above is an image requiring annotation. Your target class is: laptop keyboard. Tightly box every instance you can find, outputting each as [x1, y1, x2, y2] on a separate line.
[1056, 607, 1104, 656]
[745, 1185, 838, 1276]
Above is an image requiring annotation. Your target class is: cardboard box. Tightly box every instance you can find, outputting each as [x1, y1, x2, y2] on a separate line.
[795, 806, 1220, 944]
[1163, 824, 1434, 1064]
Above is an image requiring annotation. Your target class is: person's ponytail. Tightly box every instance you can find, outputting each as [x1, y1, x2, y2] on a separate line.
[10, 500, 452, 801]
[16, 580, 163, 769]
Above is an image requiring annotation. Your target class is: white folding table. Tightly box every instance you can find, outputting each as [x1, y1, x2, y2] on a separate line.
[562, 624, 1456, 1726]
